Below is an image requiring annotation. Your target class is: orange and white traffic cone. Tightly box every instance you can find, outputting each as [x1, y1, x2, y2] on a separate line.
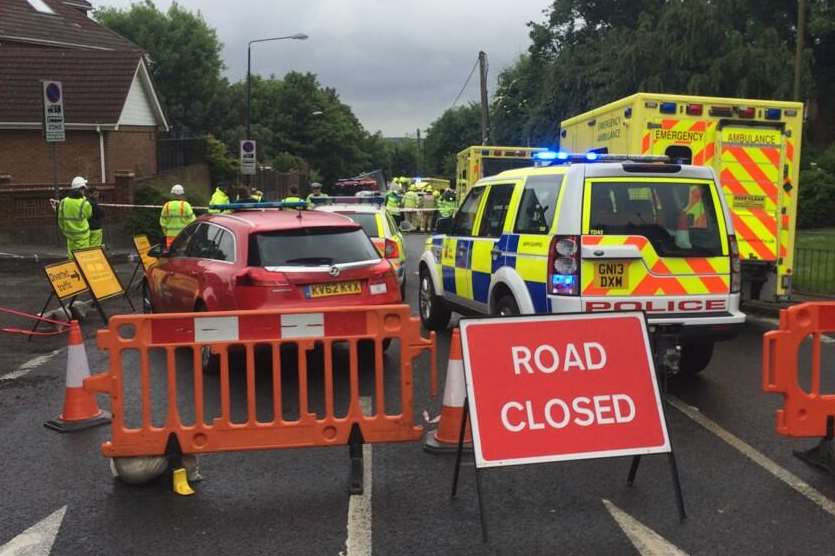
[45, 320, 111, 432]
[424, 328, 472, 453]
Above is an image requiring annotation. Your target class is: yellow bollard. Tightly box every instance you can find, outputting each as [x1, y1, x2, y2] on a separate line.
[172, 467, 194, 496]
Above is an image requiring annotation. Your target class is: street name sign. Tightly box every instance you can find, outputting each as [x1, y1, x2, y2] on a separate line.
[459, 312, 670, 468]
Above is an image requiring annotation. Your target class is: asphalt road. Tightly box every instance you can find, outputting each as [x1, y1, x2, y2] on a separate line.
[3, 235, 835, 555]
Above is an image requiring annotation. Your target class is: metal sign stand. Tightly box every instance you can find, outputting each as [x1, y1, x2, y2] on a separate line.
[450, 395, 687, 544]
[30, 291, 76, 339]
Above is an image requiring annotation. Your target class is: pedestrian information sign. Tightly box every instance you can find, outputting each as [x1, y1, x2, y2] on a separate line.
[73, 247, 124, 302]
[240, 140, 257, 175]
[459, 312, 670, 468]
[45, 260, 87, 301]
[133, 234, 157, 271]
[42, 81, 66, 143]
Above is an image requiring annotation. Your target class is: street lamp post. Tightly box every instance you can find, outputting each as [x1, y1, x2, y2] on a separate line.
[245, 33, 308, 141]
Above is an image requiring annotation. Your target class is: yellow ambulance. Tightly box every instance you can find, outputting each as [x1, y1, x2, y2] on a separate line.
[456, 146, 547, 202]
[560, 93, 803, 301]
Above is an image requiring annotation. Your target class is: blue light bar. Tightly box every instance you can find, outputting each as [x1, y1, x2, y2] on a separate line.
[659, 102, 677, 114]
[533, 150, 559, 161]
[532, 151, 671, 167]
[208, 201, 307, 211]
[585, 152, 599, 161]
[765, 108, 781, 120]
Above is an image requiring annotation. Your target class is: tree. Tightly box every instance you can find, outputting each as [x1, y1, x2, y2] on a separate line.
[96, 1, 225, 137]
[423, 104, 482, 177]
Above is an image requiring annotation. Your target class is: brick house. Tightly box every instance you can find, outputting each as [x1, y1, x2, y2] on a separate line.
[0, 0, 168, 185]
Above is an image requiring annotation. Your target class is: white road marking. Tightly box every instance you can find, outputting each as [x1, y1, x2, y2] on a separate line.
[602, 499, 687, 556]
[0, 506, 66, 556]
[0, 349, 61, 382]
[668, 396, 835, 518]
[343, 397, 373, 556]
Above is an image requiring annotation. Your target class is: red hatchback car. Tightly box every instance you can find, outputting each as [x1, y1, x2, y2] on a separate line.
[143, 209, 402, 314]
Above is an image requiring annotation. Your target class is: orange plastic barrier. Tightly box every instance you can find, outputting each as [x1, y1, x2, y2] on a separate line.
[85, 305, 436, 460]
[763, 302, 835, 437]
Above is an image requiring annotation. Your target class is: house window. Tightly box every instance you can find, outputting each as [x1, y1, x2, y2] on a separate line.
[26, 0, 56, 14]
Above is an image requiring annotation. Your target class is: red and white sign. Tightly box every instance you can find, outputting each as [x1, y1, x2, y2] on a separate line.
[460, 312, 669, 468]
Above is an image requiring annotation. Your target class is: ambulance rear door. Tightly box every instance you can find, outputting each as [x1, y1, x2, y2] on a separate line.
[717, 126, 783, 263]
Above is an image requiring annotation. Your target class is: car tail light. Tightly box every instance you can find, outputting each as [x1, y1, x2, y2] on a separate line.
[548, 235, 580, 295]
[686, 103, 703, 116]
[372, 238, 399, 259]
[729, 236, 741, 293]
[236, 267, 290, 289]
[736, 106, 755, 118]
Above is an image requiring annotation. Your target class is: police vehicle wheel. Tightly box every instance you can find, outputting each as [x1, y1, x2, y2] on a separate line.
[495, 294, 520, 317]
[195, 301, 219, 373]
[418, 268, 450, 331]
[679, 340, 714, 375]
[142, 279, 153, 314]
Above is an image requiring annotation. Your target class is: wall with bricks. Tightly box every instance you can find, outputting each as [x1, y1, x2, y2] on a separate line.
[0, 127, 158, 185]
[105, 126, 157, 182]
[0, 129, 102, 184]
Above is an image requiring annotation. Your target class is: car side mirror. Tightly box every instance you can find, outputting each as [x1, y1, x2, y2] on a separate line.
[148, 244, 165, 258]
[435, 217, 453, 234]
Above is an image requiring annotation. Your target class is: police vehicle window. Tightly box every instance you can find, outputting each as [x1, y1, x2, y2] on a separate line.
[514, 175, 563, 234]
[167, 222, 198, 257]
[478, 184, 515, 238]
[588, 181, 722, 257]
[249, 227, 380, 267]
[337, 212, 379, 237]
[451, 187, 485, 236]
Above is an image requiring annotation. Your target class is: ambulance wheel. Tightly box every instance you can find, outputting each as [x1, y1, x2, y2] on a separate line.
[495, 294, 520, 317]
[142, 279, 153, 314]
[419, 267, 450, 331]
[679, 340, 714, 375]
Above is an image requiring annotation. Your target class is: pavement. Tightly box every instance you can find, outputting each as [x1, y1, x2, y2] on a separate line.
[2, 234, 835, 554]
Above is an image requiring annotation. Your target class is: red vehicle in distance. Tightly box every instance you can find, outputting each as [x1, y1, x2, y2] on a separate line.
[142, 207, 401, 314]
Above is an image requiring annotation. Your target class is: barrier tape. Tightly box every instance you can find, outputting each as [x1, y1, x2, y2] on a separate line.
[0, 306, 70, 336]
[48, 198, 442, 213]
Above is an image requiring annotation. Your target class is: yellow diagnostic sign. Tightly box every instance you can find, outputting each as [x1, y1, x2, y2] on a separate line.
[133, 234, 158, 271]
[73, 247, 124, 301]
[44, 260, 88, 300]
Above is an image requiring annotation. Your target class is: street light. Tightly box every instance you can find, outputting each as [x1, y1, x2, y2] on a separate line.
[246, 33, 308, 141]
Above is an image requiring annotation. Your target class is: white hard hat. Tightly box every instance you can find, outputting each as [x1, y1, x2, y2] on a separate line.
[170, 184, 185, 195]
[70, 176, 87, 189]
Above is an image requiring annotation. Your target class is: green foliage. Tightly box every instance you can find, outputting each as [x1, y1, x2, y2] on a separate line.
[273, 152, 307, 173]
[797, 166, 835, 229]
[423, 104, 482, 176]
[95, 1, 225, 137]
[205, 135, 237, 183]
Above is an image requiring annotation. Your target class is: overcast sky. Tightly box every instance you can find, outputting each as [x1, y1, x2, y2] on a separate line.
[95, 0, 550, 136]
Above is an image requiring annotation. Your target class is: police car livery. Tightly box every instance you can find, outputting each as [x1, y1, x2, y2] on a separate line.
[418, 153, 745, 374]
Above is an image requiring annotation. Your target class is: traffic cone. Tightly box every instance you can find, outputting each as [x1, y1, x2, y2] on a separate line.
[45, 320, 111, 432]
[424, 328, 472, 453]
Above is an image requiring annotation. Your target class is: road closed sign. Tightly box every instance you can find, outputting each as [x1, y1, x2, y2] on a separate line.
[459, 312, 669, 468]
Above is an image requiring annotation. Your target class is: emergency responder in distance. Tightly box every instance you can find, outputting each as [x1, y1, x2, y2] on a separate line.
[160, 184, 196, 248]
[420, 184, 436, 232]
[385, 182, 402, 226]
[251, 187, 264, 202]
[402, 183, 420, 230]
[235, 186, 259, 204]
[57, 176, 92, 258]
[306, 182, 328, 206]
[208, 181, 232, 214]
[438, 188, 456, 220]
[86, 185, 105, 248]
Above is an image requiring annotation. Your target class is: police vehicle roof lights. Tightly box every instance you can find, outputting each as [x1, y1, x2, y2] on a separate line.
[532, 151, 670, 167]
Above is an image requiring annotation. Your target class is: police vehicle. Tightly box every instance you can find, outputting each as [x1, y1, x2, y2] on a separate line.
[418, 152, 745, 374]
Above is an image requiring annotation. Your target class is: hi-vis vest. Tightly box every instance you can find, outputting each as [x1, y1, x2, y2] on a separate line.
[160, 200, 195, 238]
[385, 191, 400, 214]
[208, 188, 230, 214]
[57, 196, 92, 239]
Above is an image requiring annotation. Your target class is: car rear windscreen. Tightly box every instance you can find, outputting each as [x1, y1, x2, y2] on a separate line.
[249, 227, 380, 267]
[587, 181, 723, 257]
[336, 212, 379, 237]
